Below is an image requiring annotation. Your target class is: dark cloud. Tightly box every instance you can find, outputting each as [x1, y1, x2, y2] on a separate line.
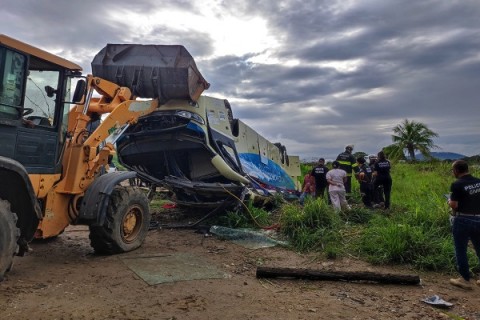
[3, 0, 480, 159]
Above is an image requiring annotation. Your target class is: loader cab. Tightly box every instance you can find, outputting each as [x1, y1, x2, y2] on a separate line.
[0, 34, 83, 174]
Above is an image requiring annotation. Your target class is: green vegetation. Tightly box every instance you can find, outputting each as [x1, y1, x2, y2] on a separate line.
[217, 200, 272, 229]
[280, 198, 341, 255]
[221, 160, 480, 273]
[149, 194, 171, 212]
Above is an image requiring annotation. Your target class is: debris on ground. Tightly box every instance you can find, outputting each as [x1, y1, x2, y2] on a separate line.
[421, 295, 453, 308]
[209, 225, 288, 249]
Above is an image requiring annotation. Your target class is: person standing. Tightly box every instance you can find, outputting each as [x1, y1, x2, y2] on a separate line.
[448, 160, 480, 290]
[326, 161, 350, 211]
[299, 172, 315, 205]
[356, 157, 373, 208]
[369, 154, 385, 208]
[336, 145, 358, 194]
[373, 151, 392, 209]
[310, 158, 329, 199]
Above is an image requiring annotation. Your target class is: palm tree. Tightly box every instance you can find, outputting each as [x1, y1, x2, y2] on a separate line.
[390, 119, 439, 161]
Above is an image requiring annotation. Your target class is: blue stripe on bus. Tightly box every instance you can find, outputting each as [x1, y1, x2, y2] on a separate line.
[238, 153, 296, 190]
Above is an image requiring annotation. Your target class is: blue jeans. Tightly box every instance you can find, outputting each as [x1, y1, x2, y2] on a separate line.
[452, 215, 480, 280]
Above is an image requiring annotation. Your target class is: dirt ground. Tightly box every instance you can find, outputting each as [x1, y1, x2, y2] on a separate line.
[1, 216, 479, 320]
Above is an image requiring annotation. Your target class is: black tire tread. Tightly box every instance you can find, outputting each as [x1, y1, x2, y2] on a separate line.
[0, 199, 20, 282]
[89, 186, 150, 254]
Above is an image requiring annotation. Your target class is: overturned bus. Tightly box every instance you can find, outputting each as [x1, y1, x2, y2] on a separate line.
[92, 43, 301, 209]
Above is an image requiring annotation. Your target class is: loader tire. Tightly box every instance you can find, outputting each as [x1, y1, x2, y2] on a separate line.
[0, 200, 19, 282]
[89, 186, 150, 254]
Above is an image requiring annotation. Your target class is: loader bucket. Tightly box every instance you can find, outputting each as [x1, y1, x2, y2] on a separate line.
[91, 44, 209, 103]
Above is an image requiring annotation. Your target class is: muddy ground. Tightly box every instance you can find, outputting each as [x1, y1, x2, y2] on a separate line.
[1, 214, 479, 320]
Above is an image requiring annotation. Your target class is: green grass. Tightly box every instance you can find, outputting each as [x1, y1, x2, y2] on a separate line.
[217, 199, 274, 229]
[279, 198, 342, 253]
[358, 214, 455, 270]
[213, 161, 480, 272]
[149, 193, 174, 212]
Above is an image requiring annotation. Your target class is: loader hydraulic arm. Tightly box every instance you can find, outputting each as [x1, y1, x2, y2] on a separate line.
[56, 75, 159, 195]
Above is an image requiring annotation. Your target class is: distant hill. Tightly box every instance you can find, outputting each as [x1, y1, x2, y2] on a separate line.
[463, 155, 480, 163]
[414, 152, 467, 160]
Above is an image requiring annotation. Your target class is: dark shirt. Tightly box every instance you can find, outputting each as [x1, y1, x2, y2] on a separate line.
[336, 152, 358, 175]
[374, 160, 391, 177]
[450, 174, 480, 214]
[311, 165, 329, 187]
[358, 164, 372, 184]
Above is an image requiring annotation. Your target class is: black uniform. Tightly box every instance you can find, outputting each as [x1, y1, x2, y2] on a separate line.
[358, 163, 373, 208]
[449, 172, 480, 281]
[311, 165, 329, 198]
[374, 159, 392, 209]
[450, 174, 480, 214]
[369, 160, 384, 205]
[336, 151, 358, 193]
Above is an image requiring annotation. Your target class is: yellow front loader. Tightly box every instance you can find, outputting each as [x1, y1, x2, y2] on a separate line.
[0, 35, 175, 280]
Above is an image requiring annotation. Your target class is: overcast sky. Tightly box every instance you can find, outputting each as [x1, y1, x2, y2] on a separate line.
[3, 0, 480, 160]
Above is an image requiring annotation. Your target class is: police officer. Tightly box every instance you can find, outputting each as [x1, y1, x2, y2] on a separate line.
[373, 151, 392, 209]
[369, 154, 384, 207]
[336, 145, 358, 194]
[356, 157, 373, 208]
[448, 160, 480, 290]
[310, 158, 329, 199]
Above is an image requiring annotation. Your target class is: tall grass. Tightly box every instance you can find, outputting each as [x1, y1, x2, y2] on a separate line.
[217, 200, 272, 228]
[359, 215, 456, 270]
[217, 161, 480, 272]
[280, 198, 342, 257]
[281, 161, 480, 272]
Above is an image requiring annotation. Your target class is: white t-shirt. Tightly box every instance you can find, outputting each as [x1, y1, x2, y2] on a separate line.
[326, 168, 346, 191]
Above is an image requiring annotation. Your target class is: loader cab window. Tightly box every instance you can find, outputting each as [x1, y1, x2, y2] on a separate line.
[0, 48, 26, 119]
[61, 77, 74, 139]
[24, 70, 59, 127]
